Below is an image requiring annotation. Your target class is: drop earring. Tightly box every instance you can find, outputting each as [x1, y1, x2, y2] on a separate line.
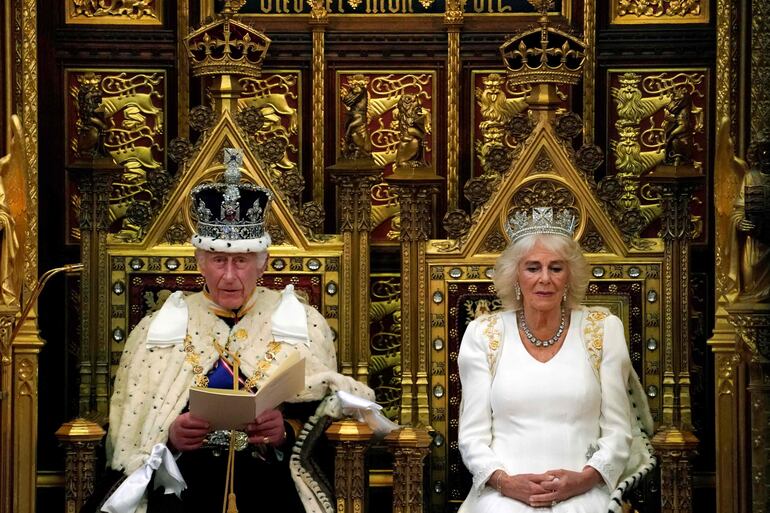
[515, 283, 521, 301]
[562, 286, 568, 303]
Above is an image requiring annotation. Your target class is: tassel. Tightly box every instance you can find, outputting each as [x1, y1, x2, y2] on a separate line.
[214, 339, 242, 513]
[226, 492, 239, 513]
[221, 432, 239, 513]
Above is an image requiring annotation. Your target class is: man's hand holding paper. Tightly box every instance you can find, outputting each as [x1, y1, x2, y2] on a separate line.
[188, 352, 306, 431]
[245, 409, 287, 447]
[168, 412, 210, 452]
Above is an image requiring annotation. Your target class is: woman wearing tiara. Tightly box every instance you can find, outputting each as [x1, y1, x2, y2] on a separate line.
[457, 207, 653, 513]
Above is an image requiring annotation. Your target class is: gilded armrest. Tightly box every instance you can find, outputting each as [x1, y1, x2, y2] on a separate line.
[384, 427, 432, 513]
[55, 418, 106, 513]
[325, 419, 375, 513]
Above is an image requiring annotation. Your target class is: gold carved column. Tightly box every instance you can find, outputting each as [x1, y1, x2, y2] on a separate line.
[750, 0, 770, 141]
[0, 306, 19, 513]
[730, 2, 770, 511]
[326, 419, 375, 513]
[646, 163, 701, 513]
[710, 1, 747, 512]
[13, 0, 39, 301]
[710, 124, 748, 513]
[329, 162, 382, 382]
[310, 1, 328, 205]
[582, 0, 596, 144]
[710, 311, 749, 513]
[177, 1, 191, 138]
[727, 305, 770, 513]
[384, 427, 432, 513]
[5, 0, 40, 508]
[55, 419, 106, 513]
[71, 163, 121, 417]
[444, 0, 462, 211]
[9, 316, 42, 513]
[386, 168, 442, 427]
[710, 1, 769, 511]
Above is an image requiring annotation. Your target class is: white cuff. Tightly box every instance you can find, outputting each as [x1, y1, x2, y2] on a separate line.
[586, 453, 617, 490]
[471, 463, 502, 494]
[101, 444, 187, 513]
[337, 390, 399, 436]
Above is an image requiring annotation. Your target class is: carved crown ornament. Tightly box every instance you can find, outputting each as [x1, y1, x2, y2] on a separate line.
[500, 0, 586, 87]
[185, 0, 270, 79]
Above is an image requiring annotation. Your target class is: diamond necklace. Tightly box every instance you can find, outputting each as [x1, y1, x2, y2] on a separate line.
[517, 307, 566, 347]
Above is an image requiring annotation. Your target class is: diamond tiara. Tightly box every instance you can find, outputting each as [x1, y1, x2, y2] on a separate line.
[504, 206, 578, 245]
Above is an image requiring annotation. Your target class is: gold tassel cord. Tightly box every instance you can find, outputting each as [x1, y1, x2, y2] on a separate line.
[224, 432, 238, 513]
[221, 433, 235, 513]
[213, 340, 242, 513]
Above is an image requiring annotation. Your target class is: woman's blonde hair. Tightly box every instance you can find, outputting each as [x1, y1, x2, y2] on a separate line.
[493, 233, 589, 311]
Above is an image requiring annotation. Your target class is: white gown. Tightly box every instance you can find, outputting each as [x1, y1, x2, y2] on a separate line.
[457, 309, 632, 513]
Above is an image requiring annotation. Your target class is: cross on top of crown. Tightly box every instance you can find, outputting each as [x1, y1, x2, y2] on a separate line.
[222, 148, 243, 203]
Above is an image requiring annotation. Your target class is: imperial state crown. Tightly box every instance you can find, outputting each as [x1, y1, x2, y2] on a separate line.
[190, 148, 273, 253]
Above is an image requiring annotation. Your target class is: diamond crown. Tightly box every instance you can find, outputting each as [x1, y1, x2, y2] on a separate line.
[190, 148, 273, 242]
[504, 206, 578, 245]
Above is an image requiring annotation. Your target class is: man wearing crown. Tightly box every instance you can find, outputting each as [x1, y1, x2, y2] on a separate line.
[92, 149, 375, 513]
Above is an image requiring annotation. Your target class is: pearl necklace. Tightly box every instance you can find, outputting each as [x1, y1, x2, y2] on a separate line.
[517, 307, 566, 347]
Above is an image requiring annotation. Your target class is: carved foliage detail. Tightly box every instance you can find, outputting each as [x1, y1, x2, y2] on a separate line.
[67, 70, 168, 242]
[512, 179, 577, 211]
[717, 353, 742, 397]
[391, 446, 430, 510]
[337, 72, 435, 240]
[730, 312, 770, 359]
[333, 174, 379, 232]
[605, 70, 707, 246]
[483, 229, 507, 253]
[580, 222, 607, 253]
[369, 275, 402, 421]
[393, 184, 439, 242]
[68, 0, 161, 23]
[62, 441, 101, 508]
[613, 0, 704, 20]
[334, 441, 368, 508]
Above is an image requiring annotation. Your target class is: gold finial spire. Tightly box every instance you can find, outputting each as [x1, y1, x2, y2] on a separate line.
[527, 0, 555, 14]
[185, 0, 270, 113]
[220, 0, 247, 16]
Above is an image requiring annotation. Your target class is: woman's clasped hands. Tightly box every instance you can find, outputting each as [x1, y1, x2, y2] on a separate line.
[492, 466, 602, 508]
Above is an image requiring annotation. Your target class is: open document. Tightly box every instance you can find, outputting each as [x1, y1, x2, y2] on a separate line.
[189, 351, 305, 430]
